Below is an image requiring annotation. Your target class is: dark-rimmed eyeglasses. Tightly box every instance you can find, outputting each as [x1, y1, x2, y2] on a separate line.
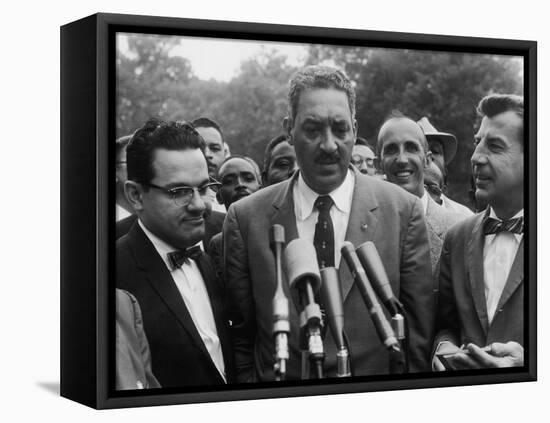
[142, 178, 222, 207]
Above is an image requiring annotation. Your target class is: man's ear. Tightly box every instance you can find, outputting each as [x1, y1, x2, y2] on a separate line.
[125, 181, 144, 212]
[424, 151, 433, 169]
[353, 118, 358, 137]
[282, 116, 293, 144]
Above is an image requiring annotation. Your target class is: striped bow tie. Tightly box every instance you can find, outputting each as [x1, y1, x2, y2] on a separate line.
[167, 246, 202, 269]
[483, 217, 524, 235]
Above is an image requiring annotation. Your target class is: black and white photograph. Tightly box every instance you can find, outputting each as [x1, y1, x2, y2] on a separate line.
[108, 22, 533, 398]
[4, 1, 542, 421]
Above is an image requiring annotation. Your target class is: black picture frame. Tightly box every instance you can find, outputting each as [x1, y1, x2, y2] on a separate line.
[60, 12, 537, 409]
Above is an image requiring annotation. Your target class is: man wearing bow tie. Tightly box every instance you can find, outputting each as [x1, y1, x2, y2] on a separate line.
[116, 118, 234, 387]
[223, 65, 433, 382]
[434, 94, 525, 370]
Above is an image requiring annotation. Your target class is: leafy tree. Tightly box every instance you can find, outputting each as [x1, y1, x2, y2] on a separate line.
[116, 34, 194, 136]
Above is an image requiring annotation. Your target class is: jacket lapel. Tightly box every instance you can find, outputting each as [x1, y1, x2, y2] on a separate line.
[340, 170, 379, 300]
[127, 224, 214, 363]
[270, 173, 299, 243]
[467, 214, 490, 334]
[496, 237, 524, 310]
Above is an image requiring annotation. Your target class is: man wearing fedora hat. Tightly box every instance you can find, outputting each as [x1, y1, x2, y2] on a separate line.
[417, 117, 474, 219]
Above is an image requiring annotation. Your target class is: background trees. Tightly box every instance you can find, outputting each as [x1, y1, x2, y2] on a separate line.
[117, 34, 523, 207]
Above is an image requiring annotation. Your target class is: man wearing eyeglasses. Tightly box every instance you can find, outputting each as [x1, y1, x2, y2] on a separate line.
[116, 118, 234, 388]
[351, 137, 376, 176]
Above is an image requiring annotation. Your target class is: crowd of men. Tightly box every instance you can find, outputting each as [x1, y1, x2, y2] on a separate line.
[114, 65, 525, 390]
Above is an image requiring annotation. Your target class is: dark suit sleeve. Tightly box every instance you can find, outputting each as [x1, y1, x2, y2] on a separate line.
[399, 197, 436, 372]
[433, 232, 461, 349]
[223, 205, 256, 383]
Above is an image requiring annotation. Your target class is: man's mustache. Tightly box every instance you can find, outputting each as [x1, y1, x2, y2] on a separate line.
[315, 151, 341, 164]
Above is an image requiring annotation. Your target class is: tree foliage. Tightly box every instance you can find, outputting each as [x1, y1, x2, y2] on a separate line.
[117, 35, 523, 206]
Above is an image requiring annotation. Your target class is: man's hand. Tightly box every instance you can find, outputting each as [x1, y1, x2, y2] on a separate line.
[441, 341, 523, 370]
[466, 342, 524, 368]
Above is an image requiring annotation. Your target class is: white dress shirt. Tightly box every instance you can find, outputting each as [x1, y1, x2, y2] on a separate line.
[292, 169, 355, 267]
[138, 220, 226, 382]
[483, 208, 524, 324]
[420, 190, 429, 215]
[116, 204, 132, 222]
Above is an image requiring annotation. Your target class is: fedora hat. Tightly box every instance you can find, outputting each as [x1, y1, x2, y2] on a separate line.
[417, 117, 457, 165]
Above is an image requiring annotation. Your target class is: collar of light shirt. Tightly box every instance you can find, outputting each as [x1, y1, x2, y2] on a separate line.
[116, 204, 132, 222]
[137, 219, 226, 382]
[293, 169, 355, 267]
[420, 189, 429, 214]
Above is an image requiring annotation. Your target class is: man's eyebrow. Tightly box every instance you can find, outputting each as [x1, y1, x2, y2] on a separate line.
[165, 178, 210, 189]
[301, 116, 323, 124]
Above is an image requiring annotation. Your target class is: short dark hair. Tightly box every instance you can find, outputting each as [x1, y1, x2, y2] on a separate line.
[263, 134, 289, 172]
[355, 137, 370, 147]
[377, 110, 428, 154]
[115, 134, 132, 158]
[126, 118, 205, 186]
[219, 155, 261, 182]
[191, 117, 224, 142]
[477, 94, 523, 143]
[287, 65, 356, 123]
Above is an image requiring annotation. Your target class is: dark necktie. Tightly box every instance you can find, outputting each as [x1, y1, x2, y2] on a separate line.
[483, 217, 524, 235]
[167, 245, 203, 270]
[313, 195, 335, 269]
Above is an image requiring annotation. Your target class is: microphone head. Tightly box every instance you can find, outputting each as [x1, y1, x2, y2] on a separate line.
[356, 241, 394, 303]
[356, 241, 389, 282]
[320, 267, 345, 349]
[269, 224, 285, 247]
[284, 238, 321, 294]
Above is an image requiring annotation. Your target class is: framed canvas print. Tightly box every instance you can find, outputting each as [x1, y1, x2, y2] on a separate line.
[60, 12, 536, 409]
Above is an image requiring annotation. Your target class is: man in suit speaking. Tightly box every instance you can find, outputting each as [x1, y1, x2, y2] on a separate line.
[116, 118, 234, 387]
[223, 65, 434, 382]
[434, 94, 525, 370]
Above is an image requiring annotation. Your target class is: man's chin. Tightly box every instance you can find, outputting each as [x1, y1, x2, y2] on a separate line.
[306, 171, 346, 194]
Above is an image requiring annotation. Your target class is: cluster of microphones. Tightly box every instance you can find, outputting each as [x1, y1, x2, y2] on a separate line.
[270, 224, 408, 381]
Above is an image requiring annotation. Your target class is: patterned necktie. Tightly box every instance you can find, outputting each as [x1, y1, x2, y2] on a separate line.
[313, 195, 335, 269]
[167, 245, 203, 270]
[483, 217, 524, 235]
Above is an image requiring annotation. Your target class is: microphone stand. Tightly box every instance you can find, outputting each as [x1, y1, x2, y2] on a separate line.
[299, 283, 325, 379]
[284, 238, 325, 380]
[341, 242, 405, 374]
[320, 267, 351, 377]
[356, 242, 409, 373]
[270, 225, 290, 381]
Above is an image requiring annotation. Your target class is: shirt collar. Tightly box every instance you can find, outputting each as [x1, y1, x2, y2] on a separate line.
[294, 169, 355, 221]
[420, 190, 429, 214]
[138, 220, 204, 270]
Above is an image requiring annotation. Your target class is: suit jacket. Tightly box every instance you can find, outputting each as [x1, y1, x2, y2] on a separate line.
[116, 289, 160, 390]
[116, 210, 225, 254]
[116, 223, 235, 387]
[223, 169, 434, 382]
[435, 211, 524, 350]
[425, 195, 463, 290]
[209, 232, 223, 281]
